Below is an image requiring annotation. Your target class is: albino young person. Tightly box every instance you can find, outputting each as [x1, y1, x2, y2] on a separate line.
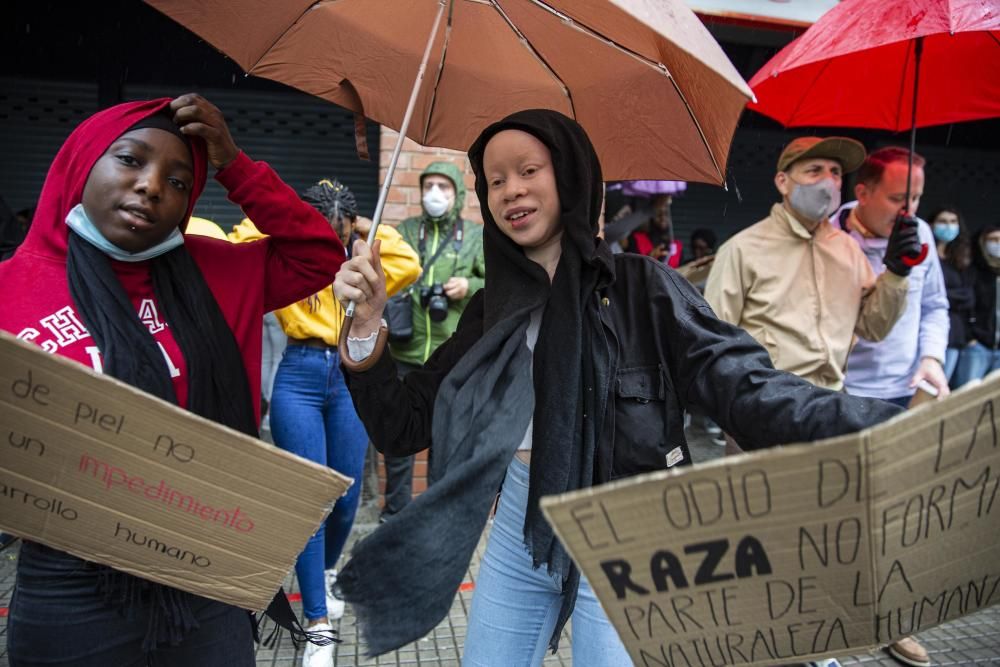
[332, 109, 902, 665]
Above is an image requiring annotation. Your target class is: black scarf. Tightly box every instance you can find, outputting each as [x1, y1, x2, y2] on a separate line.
[66, 233, 257, 650]
[474, 111, 614, 651]
[339, 109, 614, 655]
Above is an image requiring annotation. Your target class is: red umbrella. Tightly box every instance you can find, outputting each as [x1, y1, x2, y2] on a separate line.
[747, 0, 1000, 267]
[747, 0, 1000, 131]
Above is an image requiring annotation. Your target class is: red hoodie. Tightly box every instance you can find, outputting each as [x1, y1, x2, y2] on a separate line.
[0, 98, 344, 423]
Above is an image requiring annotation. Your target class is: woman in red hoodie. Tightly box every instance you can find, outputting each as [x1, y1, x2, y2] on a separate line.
[0, 94, 343, 665]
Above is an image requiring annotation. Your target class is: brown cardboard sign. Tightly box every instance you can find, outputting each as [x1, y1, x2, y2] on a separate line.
[0, 331, 352, 611]
[542, 374, 1000, 666]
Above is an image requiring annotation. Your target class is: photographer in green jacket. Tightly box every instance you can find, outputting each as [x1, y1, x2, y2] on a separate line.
[383, 160, 485, 521]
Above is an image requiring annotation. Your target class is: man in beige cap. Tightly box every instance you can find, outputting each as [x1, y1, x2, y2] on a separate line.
[706, 137, 928, 667]
[705, 136, 916, 394]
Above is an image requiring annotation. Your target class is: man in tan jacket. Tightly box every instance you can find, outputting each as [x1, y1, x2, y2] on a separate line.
[705, 136, 914, 393]
[705, 135, 929, 667]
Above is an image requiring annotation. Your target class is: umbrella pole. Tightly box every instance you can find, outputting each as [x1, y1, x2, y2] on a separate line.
[340, 0, 448, 370]
[896, 36, 929, 270]
[905, 37, 924, 209]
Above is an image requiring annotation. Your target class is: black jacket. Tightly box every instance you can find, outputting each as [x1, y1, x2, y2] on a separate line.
[941, 261, 975, 348]
[970, 264, 1000, 350]
[346, 253, 902, 483]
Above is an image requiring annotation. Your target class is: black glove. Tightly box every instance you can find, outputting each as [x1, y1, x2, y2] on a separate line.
[884, 213, 923, 277]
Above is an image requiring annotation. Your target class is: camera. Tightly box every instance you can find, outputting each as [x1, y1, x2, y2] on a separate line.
[420, 283, 449, 322]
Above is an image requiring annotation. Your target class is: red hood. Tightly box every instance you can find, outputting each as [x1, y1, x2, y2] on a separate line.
[20, 98, 208, 261]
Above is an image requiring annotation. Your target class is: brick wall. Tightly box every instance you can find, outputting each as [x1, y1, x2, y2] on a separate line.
[374, 126, 484, 510]
[376, 127, 483, 227]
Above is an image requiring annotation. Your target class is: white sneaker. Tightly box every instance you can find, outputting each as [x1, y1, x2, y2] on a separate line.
[324, 569, 345, 620]
[300, 622, 334, 667]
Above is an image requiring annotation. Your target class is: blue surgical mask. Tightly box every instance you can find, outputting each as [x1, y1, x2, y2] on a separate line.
[986, 240, 1000, 259]
[65, 203, 184, 262]
[932, 223, 959, 243]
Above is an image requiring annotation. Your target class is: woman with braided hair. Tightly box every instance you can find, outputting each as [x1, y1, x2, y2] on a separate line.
[236, 178, 420, 667]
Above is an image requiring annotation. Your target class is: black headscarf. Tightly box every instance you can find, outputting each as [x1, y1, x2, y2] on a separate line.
[338, 109, 614, 655]
[469, 110, 611, 329]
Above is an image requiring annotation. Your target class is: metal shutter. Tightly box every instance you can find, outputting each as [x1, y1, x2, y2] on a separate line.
[0, 78, 99, 213]
[0, 77, 379, 231]
[900, 144, 998, 233]
[671, 128, 791, 248]
[671, 130, 1000, 245]
[124, 84, 381, 230]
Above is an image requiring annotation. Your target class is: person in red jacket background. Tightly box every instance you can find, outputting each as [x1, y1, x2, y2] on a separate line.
[627, 193, 682, 267]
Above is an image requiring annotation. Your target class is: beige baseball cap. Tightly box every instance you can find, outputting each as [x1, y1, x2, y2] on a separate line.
[777, 136, 866, 173]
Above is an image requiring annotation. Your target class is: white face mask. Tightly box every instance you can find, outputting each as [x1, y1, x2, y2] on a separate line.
[788, 177, 841, 222]
[986, 240, 1000, 259]
[422, 184, 452, 219]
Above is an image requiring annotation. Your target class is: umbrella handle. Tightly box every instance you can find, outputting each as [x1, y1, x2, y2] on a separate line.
[338, 314, 389, 373]
[901, 243, 929, 268]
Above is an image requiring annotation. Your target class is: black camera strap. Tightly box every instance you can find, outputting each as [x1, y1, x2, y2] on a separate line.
[417, 219, 464, 283]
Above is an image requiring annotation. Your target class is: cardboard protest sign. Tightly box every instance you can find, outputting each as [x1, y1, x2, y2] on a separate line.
[542, 374, 1000, 666]
[0, 331, 352, 610]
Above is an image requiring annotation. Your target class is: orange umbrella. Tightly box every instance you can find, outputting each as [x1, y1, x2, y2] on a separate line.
[146, 0, 751, 184]
[148, 0, 752, 363]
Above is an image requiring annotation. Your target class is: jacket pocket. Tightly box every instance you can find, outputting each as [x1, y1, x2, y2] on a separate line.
[611, 365, 688, 479]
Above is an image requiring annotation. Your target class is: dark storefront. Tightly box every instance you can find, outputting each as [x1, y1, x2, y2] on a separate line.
[1, 1, 381, 229]
[669, 16, 1000, 247]
[3, 1, 998, 239]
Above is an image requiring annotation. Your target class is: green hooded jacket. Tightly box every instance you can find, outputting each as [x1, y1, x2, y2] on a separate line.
[391, 161, 486, 366]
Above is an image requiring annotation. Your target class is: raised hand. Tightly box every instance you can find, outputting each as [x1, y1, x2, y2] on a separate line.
[334, 239, 387, 337]
[169, 94, 240, 170]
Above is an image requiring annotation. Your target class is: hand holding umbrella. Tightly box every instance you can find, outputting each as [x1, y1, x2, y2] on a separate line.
[334, 239, 388, 349]
[884, 212, 924, 276]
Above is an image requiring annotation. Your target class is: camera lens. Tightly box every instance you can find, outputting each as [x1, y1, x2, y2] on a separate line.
[422, 284, 449, 322]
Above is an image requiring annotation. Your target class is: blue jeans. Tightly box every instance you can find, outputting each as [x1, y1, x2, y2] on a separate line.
[944, 347, 960, 384]
[952, 342, 1000, 389]
[270, 345, 369, 621]
[8, 542, 254, 666]
[463, 457, 631, 666]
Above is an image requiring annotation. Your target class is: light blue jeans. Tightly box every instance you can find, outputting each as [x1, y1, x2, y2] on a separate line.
[944, 347, 960, 384]
[270, 345, 369, 621]
[952, 342, 1000, 389]
[463, 456, 632, 666]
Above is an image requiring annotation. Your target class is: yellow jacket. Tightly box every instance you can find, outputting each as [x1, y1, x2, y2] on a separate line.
[230, 218, 421, 345]
[704, 203, 908, 390]
[185, 216, 229, 241]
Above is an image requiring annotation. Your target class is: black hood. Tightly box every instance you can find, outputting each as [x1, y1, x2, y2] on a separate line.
[467, 109, 613, 330]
